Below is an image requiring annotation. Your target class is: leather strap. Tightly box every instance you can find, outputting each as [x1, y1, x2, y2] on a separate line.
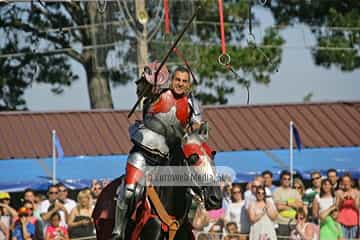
[146, 186, 180, 240]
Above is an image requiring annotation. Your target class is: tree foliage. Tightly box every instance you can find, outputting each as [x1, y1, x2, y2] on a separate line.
[269, 0, 360, 71]
[0, 0, 285, 110]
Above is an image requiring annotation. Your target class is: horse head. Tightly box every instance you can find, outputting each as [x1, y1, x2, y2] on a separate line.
[182, 127, 223, 211]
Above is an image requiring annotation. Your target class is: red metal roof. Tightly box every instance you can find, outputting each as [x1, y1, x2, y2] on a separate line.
[0, 101, 359, 159]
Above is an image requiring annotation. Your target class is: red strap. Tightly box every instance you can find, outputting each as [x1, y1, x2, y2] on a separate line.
[164, 0, 170, 34]
[218, 0, 226, 54]
[131, 199, 157, 240]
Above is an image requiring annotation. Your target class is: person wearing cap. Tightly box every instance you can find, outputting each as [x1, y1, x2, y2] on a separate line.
[12, 207, 35, 240]
[0, 192, 18, 240]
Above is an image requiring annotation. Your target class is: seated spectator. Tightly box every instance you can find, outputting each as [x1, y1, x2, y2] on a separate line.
[224, 184, 247, 234]
[293, 178, 308, 216]
[12, 207, 35, 240]
[45, 212, 68, 240]
[290, 208, 318, 240]
[312, 179, 335, 223]
[319, 206, 342, 240]
[0, 192, 18, 240]
[248, 186, 278, 240]
[335, 173, 359, 239]
[224, 222, 240, 240]
[68, 190, 94, 239]
[273, 170, 303, 240]
[56, 184, 76, 215]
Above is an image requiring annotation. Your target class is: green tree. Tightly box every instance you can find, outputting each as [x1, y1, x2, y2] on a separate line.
[0, 2, 131, 110]
[0, 1, 284, 109]
[150, 0, 284, 104]
[269, 0, 360, 71]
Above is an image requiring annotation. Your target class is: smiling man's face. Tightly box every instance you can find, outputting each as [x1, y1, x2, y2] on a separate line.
[170, 71, 190, 96]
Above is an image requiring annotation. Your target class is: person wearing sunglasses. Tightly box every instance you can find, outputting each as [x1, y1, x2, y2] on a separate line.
[304, 171, 322, 223]
[293, 178, 309, 217]
[335, 173, 359, 239]
[23, 189, 42, 222]
[312, 179, 336, 224]
[56, 184, 76, 216]
[0, 192, 17, 240]
[40, 185, 68, 233]
[290, 208, 319, 240]
[248, 186, 278, 240]
[12, 207, 35, 240]
[273, 170, 303, 239]
[224, 184, 247, 236]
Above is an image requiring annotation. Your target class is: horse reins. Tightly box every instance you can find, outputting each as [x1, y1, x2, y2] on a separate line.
[146, 186, 187, 240]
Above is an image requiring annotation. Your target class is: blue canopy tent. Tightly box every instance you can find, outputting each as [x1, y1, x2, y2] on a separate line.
[0, 147, 359, 192]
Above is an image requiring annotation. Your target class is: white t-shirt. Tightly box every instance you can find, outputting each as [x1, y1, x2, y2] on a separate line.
[0, 216, 11, 240]
[225, 200, 248, 233]
[314, 194, 335, 214]
[63, 198, 76, 214]
[39, 200, 67, 227]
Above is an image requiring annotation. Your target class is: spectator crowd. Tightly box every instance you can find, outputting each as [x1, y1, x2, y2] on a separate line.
[191, 169, 360, 240]
[1, 170, 360, 240]
[0, 179, 107, 240]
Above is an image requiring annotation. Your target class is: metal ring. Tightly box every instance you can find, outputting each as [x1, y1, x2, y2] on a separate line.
[258, 0, 267, 6]
[246, 33, 256, 45]
[217, 53, 231, 66]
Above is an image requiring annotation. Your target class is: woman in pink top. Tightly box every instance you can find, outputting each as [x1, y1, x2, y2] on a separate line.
[45, 212, 68, 240]
[335, 173, 360, 239]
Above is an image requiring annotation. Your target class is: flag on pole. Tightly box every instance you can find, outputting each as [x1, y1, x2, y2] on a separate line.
[292, 124, 302, 151]
[54, 134, 64, 159]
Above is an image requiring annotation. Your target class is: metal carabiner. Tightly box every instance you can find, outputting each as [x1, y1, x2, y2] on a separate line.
[217, 53, 231, 66]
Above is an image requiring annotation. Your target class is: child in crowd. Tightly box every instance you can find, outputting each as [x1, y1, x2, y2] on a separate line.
[45, 212, 68, 240]
[12, 207, 35, 240]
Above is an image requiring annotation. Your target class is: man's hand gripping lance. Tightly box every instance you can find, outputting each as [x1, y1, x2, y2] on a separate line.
[127, 7, 201, 118]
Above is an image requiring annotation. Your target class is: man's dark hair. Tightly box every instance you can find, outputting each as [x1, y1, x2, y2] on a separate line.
[24, 188, 35, 193]
[327, 168, 337, 176]
[172, 66, 190, 79]
[280, 170, 291, 180]
[262, 170, 273, 178]
[55, 183, 66, 188]
[47, 185, 58, 192]
[310, 171, 321, 178]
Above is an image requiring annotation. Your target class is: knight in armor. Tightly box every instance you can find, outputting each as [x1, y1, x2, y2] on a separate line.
[112, 65, 203, 239]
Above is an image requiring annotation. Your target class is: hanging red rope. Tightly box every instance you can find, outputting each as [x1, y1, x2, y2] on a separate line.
[164, 0, 170, 34]
[218, 0, 226, 54]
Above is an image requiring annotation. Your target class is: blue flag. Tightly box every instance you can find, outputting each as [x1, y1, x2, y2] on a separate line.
[293, 125, 302, 151]
[54, 135, 64, 159]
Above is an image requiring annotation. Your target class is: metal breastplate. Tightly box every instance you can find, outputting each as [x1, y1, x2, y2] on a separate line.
[144, 90, 189, 141]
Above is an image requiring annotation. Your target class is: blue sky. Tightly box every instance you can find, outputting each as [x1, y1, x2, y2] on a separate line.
[23, 6, 360, 111]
